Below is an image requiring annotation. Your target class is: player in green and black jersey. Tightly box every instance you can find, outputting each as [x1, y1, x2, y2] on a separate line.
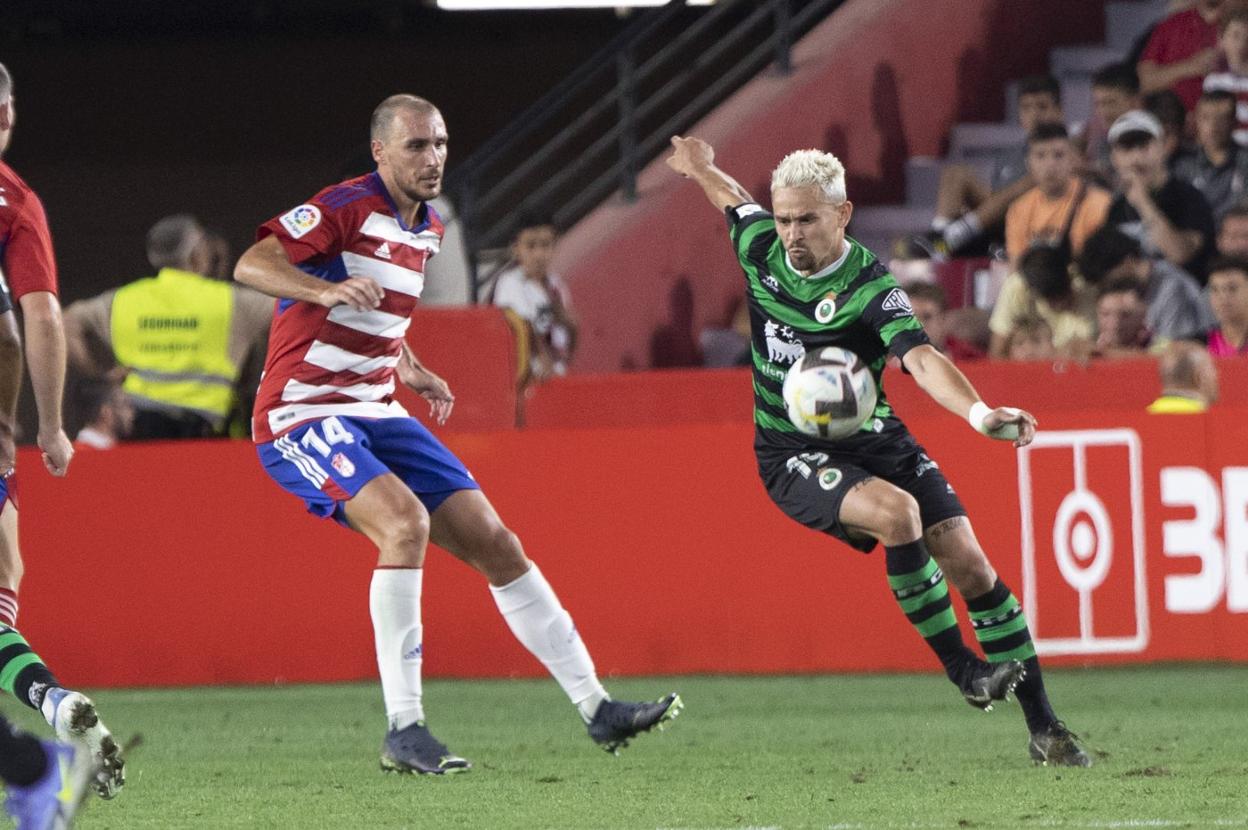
[667, 136, 1090, 767]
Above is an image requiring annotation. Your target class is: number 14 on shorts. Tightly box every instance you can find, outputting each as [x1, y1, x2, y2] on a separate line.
[300, 416, 356, 458]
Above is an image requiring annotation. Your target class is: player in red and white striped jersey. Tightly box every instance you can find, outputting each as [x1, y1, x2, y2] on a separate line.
[0, 61, 125, 800]
[237, 95, 681, 775]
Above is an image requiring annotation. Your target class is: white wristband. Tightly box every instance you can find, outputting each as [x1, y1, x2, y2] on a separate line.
[967, 401, 993, 434]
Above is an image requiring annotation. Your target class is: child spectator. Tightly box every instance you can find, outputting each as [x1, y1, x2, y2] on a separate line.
[73, 379, 134, 450]
[491, 216, 578, 380]
[1095, 276, 1155, 355]
[1174, 90, 1248, 219]
[989, 245, 1096, 359]
[1084, 63, 1144, 184]
[1216, 202, 1248, 254]
[1006, 317, 1057, 361]
[1204, 255, 1248, 353]
[1203, 6, 1248, 145]
[901, 281, 985, 360]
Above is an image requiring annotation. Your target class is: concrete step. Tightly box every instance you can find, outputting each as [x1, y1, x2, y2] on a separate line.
[848, 205, 932, 259]
[949, 123, 1026, 161]
[905, 157, 943, 208]
[1105, 0, 1169, 52]
[1050, 44, 1124, 78]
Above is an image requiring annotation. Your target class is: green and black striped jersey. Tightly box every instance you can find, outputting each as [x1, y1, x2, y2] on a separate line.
[726, 201, 930, 451]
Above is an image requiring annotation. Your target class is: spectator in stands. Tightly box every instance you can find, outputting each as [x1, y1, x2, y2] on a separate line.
[1084, 63, 1144, 184]
[1137, 0, 1225, 112]
[1094, 277, 1155, 355]
[699, 295, 751, 368]
[1005, 123, 1112, 266]
[491, 216, 577, 380]
[63, 214, 272, 439]
[922, 75, 1065, 257]
[1147, 341, 1220, 412]
[1204, 255, 1248, 353]
[988, 245, 1096, 360]
[1005, 317, 1057, 361]
[1174, 90, 1248, 218]
[1078, 224, 1215, 340]
[73, 378, 133, 450]
[901, 281, 984, 360]
[1204, 6, 1248, 145]
[1216, 201, 1248, 253]
[1106, 109, 1217, 281]
[1145, 89, 1196, 169]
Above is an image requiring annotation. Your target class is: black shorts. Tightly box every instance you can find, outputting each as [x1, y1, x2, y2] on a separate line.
[757, 418, 966, 554]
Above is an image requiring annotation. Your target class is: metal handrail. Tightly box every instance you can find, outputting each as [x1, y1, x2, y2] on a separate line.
[451, 0, 845, 300]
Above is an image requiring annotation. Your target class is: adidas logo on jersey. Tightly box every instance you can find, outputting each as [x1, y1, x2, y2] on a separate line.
[374, 241, 392, 260]
[881, 288, 913, 315]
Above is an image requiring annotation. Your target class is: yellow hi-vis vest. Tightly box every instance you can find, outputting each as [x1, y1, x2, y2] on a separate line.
[111, 268, 238, 427]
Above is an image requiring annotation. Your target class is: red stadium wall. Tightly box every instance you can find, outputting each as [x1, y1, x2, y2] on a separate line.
[555, 0, 1105, 372]
[14, 369, 1248, 688]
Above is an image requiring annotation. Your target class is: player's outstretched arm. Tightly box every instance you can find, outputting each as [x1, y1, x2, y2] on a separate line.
[235, 237, 384, 312]
[901, 344, 1037, 448]
[18, 291, 73, 475]
[397, 344, 455, 426]
[666, 136, 756, 211]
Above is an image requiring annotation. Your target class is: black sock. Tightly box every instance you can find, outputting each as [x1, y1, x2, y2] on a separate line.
[0, 716, 47, 786]
[885, 540, 976, 683]
[0, 625, 60, 710]
[966, 579, 1056, 732]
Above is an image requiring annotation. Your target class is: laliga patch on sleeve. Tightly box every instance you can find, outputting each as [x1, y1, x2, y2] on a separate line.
[734, 203, 764, 220]
[279, 204, 323, 239]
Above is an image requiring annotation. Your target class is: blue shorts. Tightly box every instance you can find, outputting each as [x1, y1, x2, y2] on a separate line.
[257, 415, 479, 526]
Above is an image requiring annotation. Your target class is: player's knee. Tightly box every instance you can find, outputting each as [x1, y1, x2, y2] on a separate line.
[878, 492, 922, 546]
[380, 510, 430, 557]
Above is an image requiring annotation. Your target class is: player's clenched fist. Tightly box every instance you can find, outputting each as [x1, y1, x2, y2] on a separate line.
[319, 276, 385, 311]
[666, 135, 715, 178]
[38, 428, 73, 477]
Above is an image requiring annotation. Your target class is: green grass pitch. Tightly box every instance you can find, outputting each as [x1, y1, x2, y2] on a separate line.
[6, 666, 1247, 829]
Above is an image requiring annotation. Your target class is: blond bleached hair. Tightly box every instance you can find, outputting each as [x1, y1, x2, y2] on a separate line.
[770, 149, 847, 204]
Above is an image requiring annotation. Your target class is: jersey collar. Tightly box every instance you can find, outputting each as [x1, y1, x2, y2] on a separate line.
[370, 171, 432, 234]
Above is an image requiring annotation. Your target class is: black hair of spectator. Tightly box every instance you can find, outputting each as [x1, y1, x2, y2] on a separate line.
[75, 378, 120, 427]
[1027, 122, 1070, 147]
[1199, 88, 1238, 109]
[1017, 74, 1062, 103]
[1091, 62, 1139, 95]
[1206, 255, 1248, 282]
[509, 214, 559, 241]
[1097, 274, 1147, 301]
[1220, 203, 1248, 229]
[1020, 245, 1072, 302]
[901, 281, 947, 310]
[1077, 226, 1142, 284]
[1144, 89, 1186, 133]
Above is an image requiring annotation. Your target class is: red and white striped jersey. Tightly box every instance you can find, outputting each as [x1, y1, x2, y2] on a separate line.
[251, 172, 442, 443]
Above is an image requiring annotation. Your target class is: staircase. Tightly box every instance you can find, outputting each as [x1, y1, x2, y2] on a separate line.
[848, 0, 1169, 258]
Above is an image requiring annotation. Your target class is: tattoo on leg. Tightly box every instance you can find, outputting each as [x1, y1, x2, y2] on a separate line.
[926, 516, 966, 540]
[847, 477, 874, 495]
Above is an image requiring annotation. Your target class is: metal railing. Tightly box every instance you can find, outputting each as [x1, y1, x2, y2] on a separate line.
[446, 0, 844, 299]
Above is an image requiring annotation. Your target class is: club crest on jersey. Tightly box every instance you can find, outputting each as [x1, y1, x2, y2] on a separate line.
[279, 204, 322, 239]
[817, 467, 843, 491]
[763, 320, 805, 364]
[881, 287, 914, 316]
[331, 451, 356, 478]
[815, 292, 838, 324]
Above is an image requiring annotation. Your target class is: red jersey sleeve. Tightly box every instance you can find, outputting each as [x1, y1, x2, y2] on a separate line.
[1, 193, 58, 300]
[257, 196, 347, 265]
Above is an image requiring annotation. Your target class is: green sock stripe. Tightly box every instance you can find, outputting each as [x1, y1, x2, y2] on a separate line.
[0, 652, 44, 695]
[887, 558, 939, 591]
[969, 595, 1020, 622]
[915, 607, 959, 638]
[897, 578, 950, 614]
[983, 641, 1037, 662]
[0, 630, 28, 650]
[973, 613, 1031, 643]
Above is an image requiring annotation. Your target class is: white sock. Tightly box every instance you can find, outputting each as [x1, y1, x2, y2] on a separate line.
[369, 568, 425, 731]
[490, 564, 608, 723]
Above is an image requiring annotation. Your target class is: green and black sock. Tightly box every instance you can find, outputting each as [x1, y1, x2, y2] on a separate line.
[0, 625, 59, 712]
[966, 579, 1055, 732]
[886, 540, 976, 682]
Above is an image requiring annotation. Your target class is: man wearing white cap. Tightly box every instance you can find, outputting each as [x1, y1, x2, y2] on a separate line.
[1105, 109, 1217, 283]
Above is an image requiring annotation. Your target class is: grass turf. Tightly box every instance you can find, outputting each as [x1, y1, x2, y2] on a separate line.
[5, 666, 1246, 829]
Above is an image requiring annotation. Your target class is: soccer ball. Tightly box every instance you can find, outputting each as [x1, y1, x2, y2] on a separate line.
[782, 347, 877, 439]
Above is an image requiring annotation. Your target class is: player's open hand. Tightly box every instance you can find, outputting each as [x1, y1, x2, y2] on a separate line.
[319, 276, 385, 312]
[983, 407, 1038, 448]
[37, 428, 73, 477]
[666, 136, 714, 178]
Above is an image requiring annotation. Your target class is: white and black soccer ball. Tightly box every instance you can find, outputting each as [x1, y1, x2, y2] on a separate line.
[781, 347, 877, 439]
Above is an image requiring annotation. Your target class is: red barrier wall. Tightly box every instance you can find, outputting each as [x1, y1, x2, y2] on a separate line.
[15, 400, 1248, 688]
[556, 0, 1106, 372]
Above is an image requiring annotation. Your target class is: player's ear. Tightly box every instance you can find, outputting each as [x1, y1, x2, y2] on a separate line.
[839, 200, 854, 229]
[370, 138, 385, 166]
[0, 101, 11, 131]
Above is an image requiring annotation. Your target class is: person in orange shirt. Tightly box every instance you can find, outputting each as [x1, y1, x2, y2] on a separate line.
[1005, 123, 1112, 266]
